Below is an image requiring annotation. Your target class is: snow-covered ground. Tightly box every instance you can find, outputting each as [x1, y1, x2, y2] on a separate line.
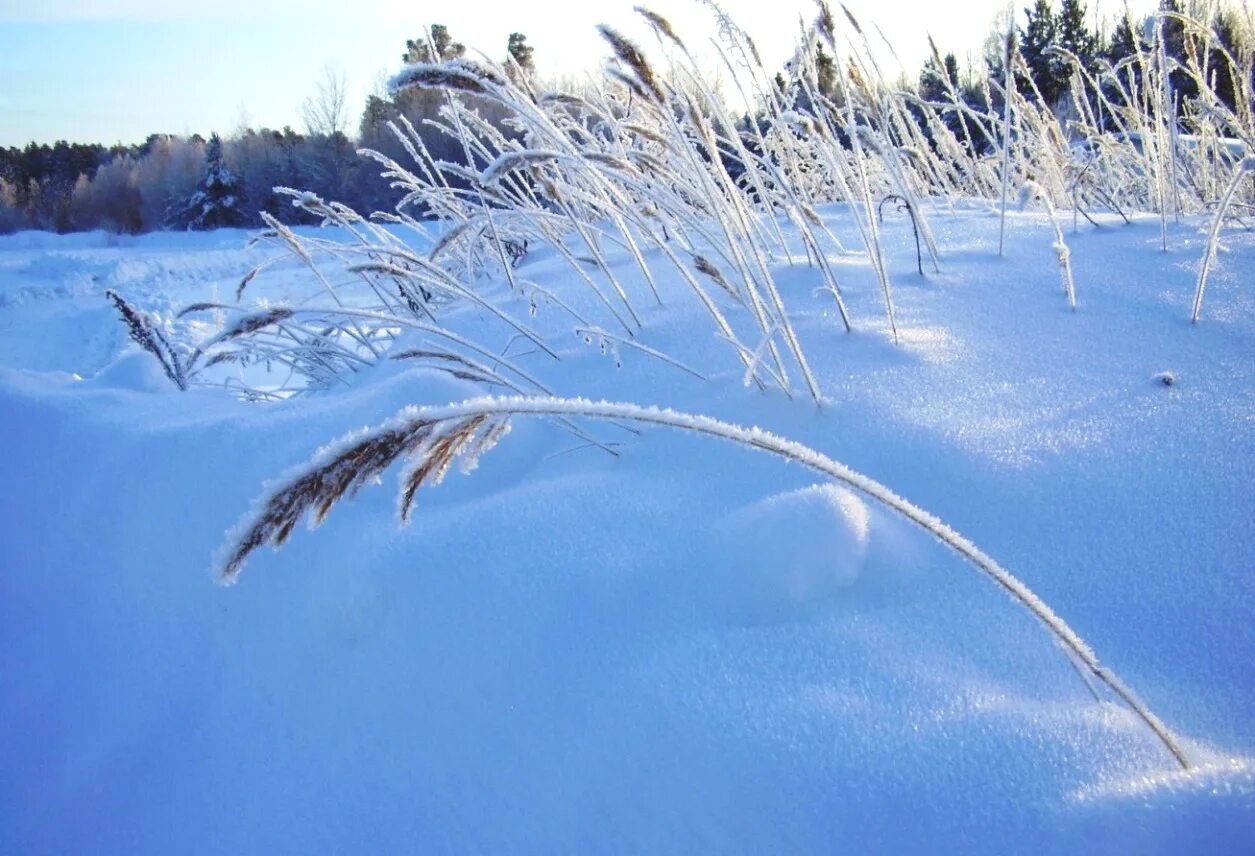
[1, 207, 1252, 853]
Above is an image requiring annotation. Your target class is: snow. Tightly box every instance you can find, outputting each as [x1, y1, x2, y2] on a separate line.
[712, 484, 870, 622]
[1, 206, 1252, 852]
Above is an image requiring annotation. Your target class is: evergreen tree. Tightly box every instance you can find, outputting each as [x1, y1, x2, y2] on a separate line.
[783, 40, 839, 116]
[944, 53, 962, 93]
[1102, 9, 1143, 111]
[355, 95, 407, 216]
[358, 95, 393, 139]
[1056, 0, 1098, 70]
[1209, 8, 1245, 114]
[919, 50, 987, 154]
[506, 33, 535, 79]
[1158, 0, 1200, 112]
[1019, 0, 1064, 104]
[404, 24, 465, 64]
[1105, 12, 1140, 64]
[179, 134, 241, 230]
[919, 55, 950, 103]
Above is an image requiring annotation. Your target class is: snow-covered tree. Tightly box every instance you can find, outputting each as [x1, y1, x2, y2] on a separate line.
[133, 135, 205, 230]
[0, 177, 25, 234]
[69, 154, 142, 233]
[179, 133, 242, 230]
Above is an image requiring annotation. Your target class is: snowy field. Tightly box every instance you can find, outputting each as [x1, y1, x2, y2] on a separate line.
[1, 207, 1253, 853]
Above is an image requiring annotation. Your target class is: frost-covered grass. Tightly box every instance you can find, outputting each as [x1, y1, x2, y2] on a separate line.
[112, 4, 1250, 407]
[218, 392, 1198, 767]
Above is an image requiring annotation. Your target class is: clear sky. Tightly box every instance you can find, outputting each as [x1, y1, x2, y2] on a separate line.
[0, 0, 1154, 147]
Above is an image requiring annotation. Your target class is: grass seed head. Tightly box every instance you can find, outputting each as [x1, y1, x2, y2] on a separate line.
[598, 25, 666, 103]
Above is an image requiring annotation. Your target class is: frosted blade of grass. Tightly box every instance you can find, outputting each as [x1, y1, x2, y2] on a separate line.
[1020, 182, 1077, 310]
[216, 396, 1193, 772]
[998, 27, 1016, 258]
[1191, 158, 1255, 323]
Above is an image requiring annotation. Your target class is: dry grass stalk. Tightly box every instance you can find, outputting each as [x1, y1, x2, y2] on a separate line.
[597, 25, 666, 103]
[693, 254, 741, 303]
[219, 413, 493, 580]
[390, 64, 494, 96]
[219, 308, 296, 340]
[399, 414, 489, 520]
[635, 6, 687, 51]
[1192, 157, 1255, 322]
[105, 290, 188, 391]
[216, 396, 1195, 772]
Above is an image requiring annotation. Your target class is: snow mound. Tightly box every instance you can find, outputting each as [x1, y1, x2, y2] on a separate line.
[88, 349, 174, 392]
[711, 484, 871, 623]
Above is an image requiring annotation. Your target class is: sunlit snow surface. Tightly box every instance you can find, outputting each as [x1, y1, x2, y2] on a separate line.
[1, 207, 1251, 853]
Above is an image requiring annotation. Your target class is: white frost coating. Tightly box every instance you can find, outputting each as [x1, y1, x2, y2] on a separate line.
[1019, 181, 1078, 309]
[217, 395, 1192, 770]
[478, 150, 564, 185]
[997, 28, 1014, 258]
[1017, 181, 1045, 211]
[386, 61, 499, 97]
[1191, 161, 1253, 323]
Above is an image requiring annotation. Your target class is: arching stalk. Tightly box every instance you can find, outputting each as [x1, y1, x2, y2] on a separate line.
[217, 396, 1193, 771]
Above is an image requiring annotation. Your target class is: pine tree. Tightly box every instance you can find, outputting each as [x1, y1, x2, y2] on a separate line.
[403, 24, 465, 64]
[1019, 0, 1064, 104]
[1209, 8, 1245, 114]
[1057, 0, 1098, 70]
[1105, 12, 1139, 64]
[944, 53, 961, 93]
[506, 33, 535, 79]
[180, 134, 241, 230]
[814, 42, 837, 99]
[1158, 0, 1199, 111]
[358, 95, 393, 140]
[919, 56, 949, 103]
[783, 40, 840, 118]
[1098, 11, 1144, 118]
[919, 52, 976, 147]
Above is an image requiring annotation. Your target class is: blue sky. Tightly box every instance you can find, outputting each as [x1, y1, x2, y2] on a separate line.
[0, 13, 423, 146]
[0, 1, 1153, 147]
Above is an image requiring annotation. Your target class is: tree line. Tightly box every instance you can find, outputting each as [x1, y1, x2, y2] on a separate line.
[1, 5, 1248, 236]
[0, 26, 536, 235]
[912, 0, 1249, 152]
